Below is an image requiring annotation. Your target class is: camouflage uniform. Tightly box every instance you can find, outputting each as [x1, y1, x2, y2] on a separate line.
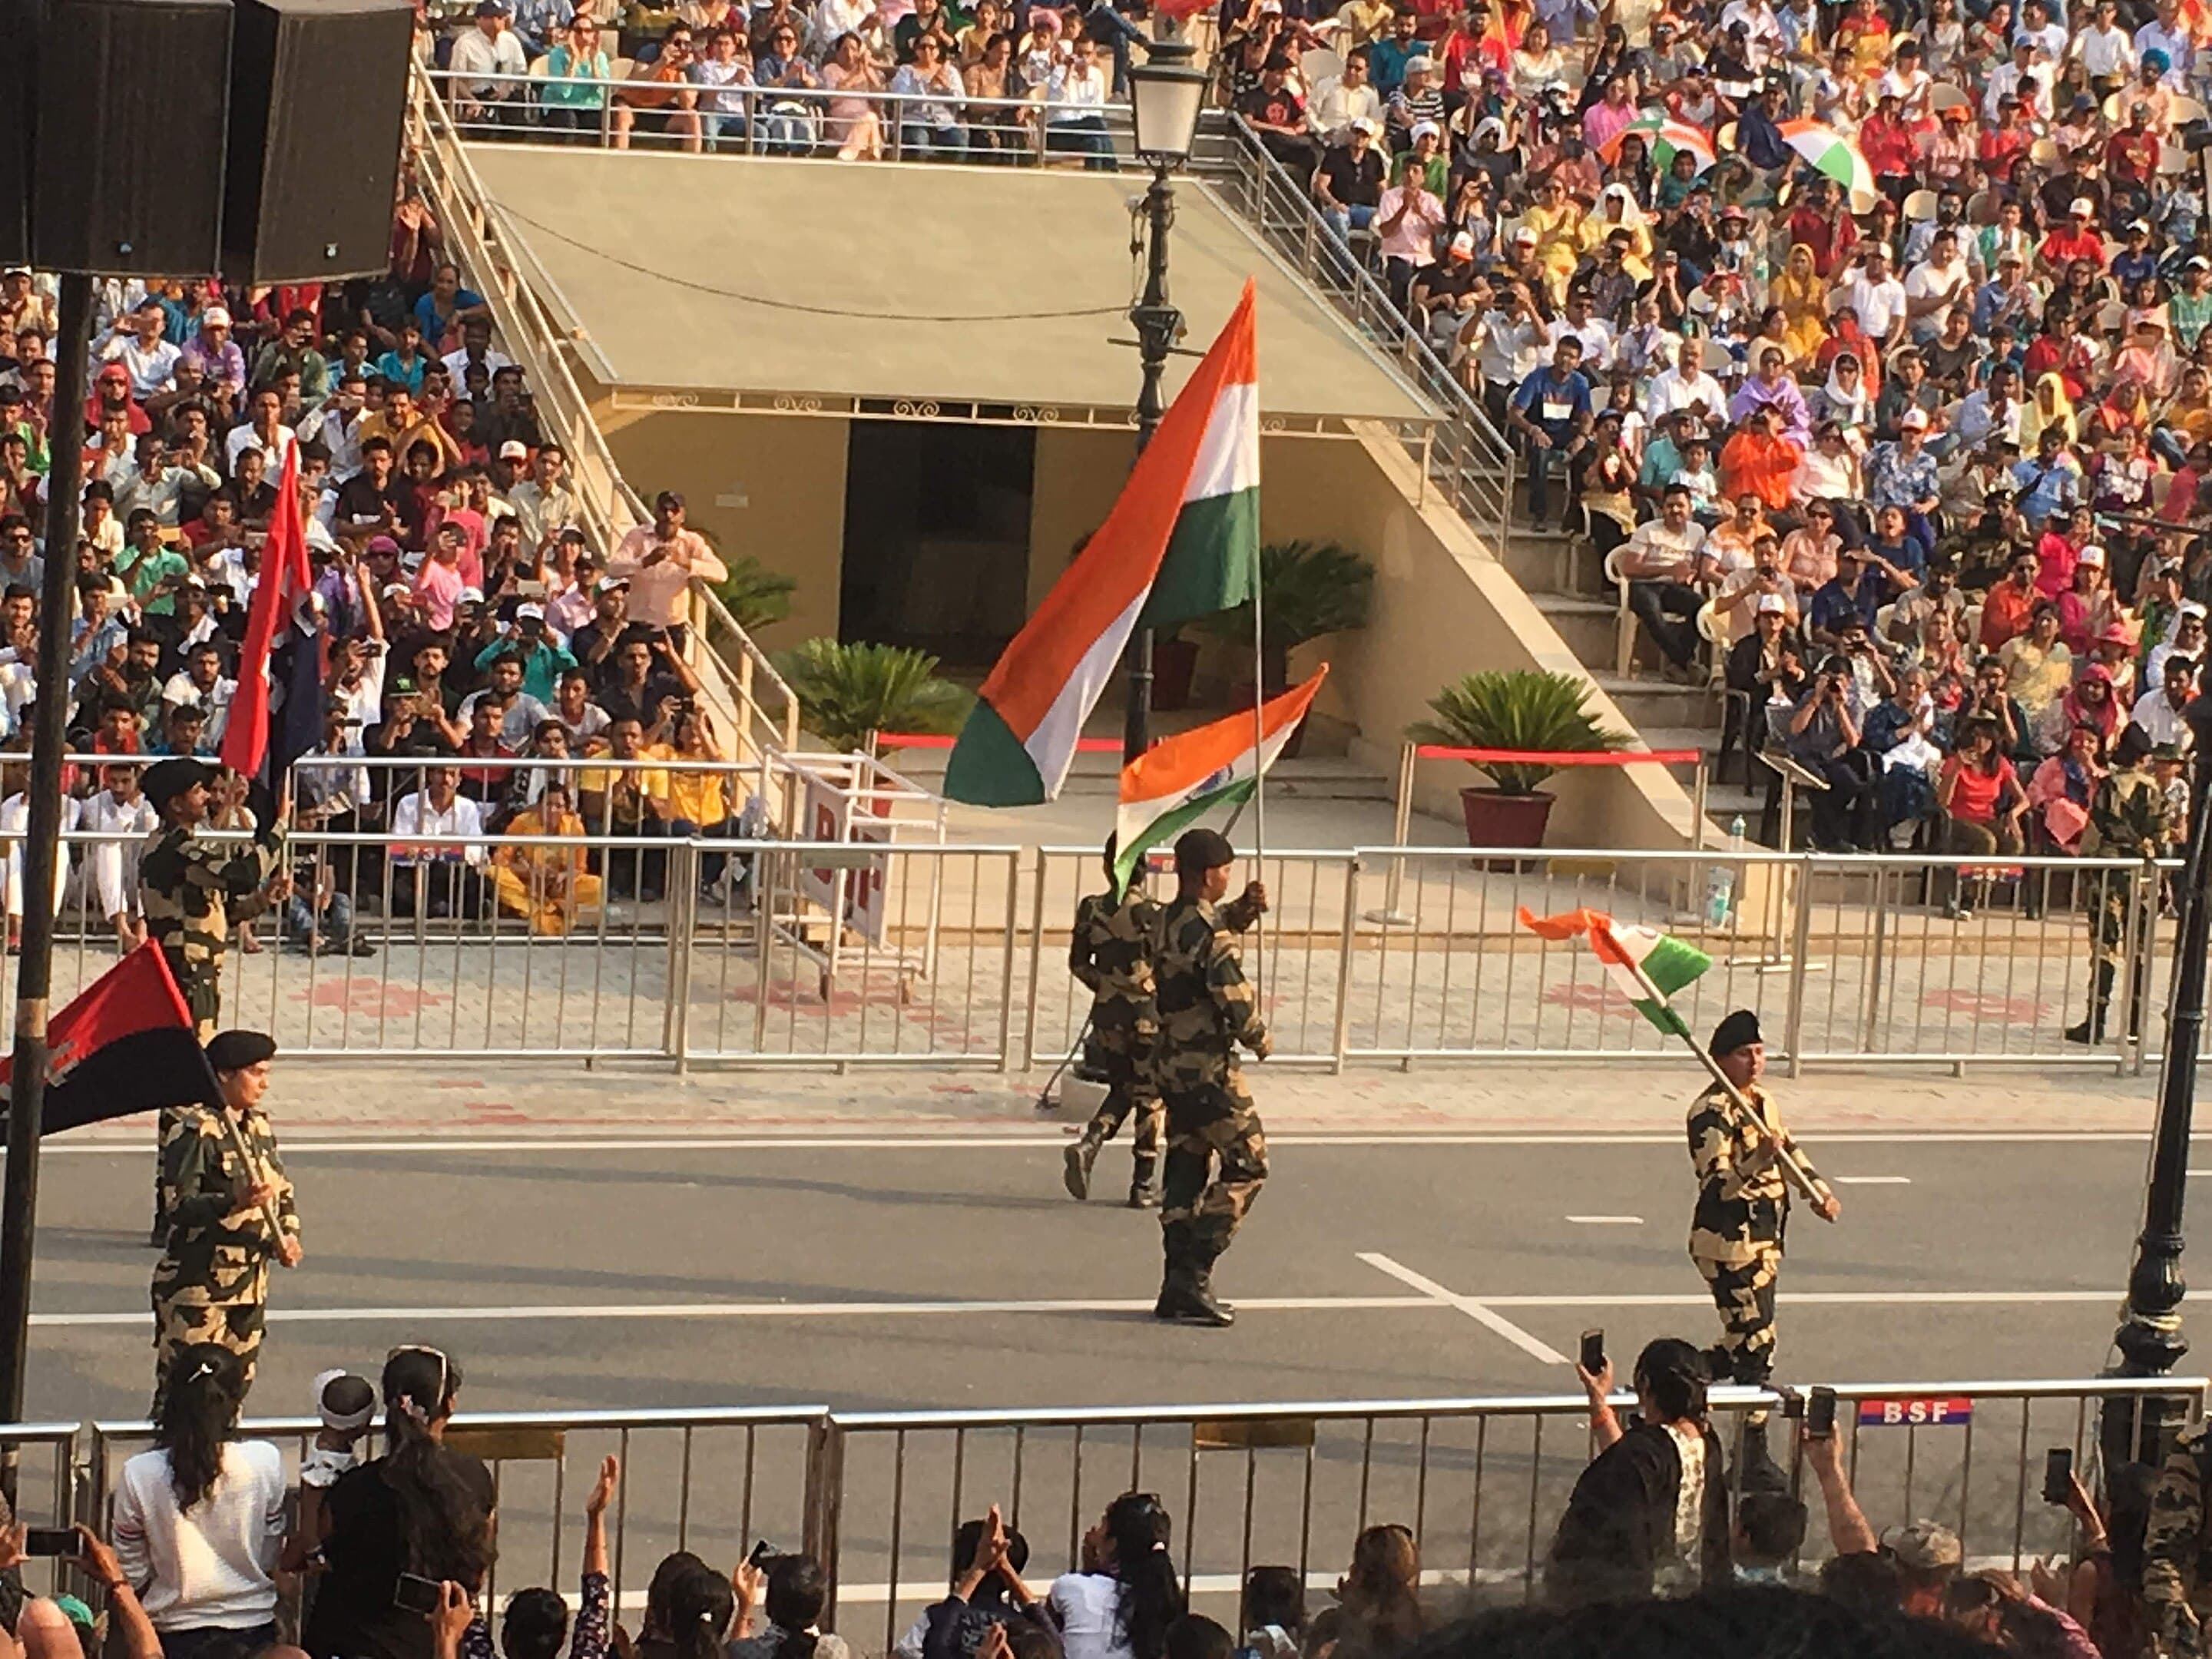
[2071, 760, 2177, 1044]
[1152, 894, 1270, 1290]
[2144, 1421, 2212, 1656]
[138, 822, 280, 1229]
[151, 1100, 297, 1406]
[1068, 887, 1261, 1201]
[1687, 1081, 1833, 1388]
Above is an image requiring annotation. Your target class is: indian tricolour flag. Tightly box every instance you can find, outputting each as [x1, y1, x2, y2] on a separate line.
[1112, 667, 1325, 896]
[1516, 907, 1711, 1036]
[943, 282, 1260, 807]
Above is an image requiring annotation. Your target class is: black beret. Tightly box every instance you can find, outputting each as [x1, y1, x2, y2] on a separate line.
[1174, 828, 1237, 873]
[206, 1029, 277, 1074]
[1709, 1008, 1763, 1058]
[143, 756, 217, 811]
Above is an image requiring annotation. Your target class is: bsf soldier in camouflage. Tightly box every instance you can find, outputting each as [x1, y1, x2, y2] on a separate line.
[2145, 1421, 2212, 1655]
[1687, 1009, 1838, 1392]
[2069, 724, 2178, 1045]
[1064, 836, 1263, 1210]
[138, 758, 288, 1241]
[151, 1029, 301, 1408]
[1151, 828, 1270, 1329]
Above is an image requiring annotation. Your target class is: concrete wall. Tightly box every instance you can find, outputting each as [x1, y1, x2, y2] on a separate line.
[594, 407, 850, 646]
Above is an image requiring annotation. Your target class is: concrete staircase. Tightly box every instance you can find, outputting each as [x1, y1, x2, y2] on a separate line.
[1500, 523, 1770, 843]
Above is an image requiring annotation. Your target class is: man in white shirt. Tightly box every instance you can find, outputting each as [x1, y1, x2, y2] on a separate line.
[161, 640, 237, 749]
[223, 388, 298, 475]
[1546, 288, 1614, 373]
[1644, 339, 1728, 424]
[2071, 0, 2138, 83]
[1903, 230, 1972, 344]
[300, 372, 370, 482]
[98, 300, 182, 401]
[509, 443, 580, 548]
[1310, 49, 1382, 140]
[1615, 485, 1710, 675]
[449, 0, 531, 122]
[441, 316, 513, 388]
[2014, 0, 2066, 60]
[73, 761, 159, 949]
[1833, 244, 1909, 354]
[2136, 0, 2193, 83]
[389, 767, 488, 920]
[1984, 38, 2055, 120]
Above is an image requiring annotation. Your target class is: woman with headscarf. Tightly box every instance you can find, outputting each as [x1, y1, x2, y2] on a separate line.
[2021, 370, 2079, 452]
[1809, 352, 1874, 445]
[1581, 184, 1653, 279]
[2028, 723, 2108, 849]
[2041, 662, 2124, 757]
[1816, 310, 1885, 401]
[1771, 243, 1830, 367]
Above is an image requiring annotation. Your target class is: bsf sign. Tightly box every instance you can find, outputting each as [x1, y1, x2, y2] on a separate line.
[1858, 1397, 1974, 1427]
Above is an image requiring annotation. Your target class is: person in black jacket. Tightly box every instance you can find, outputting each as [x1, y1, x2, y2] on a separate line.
[1547, 1337, 1731, 1606]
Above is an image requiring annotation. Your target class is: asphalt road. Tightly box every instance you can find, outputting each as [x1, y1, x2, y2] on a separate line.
[20, 1128, 2184, 1639]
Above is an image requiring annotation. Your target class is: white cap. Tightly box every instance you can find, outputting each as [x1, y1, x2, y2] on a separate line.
[1757, 593, 1788, 614]
[200, 306, 230, 329]
[2078, 544, 2107, 567]
[498, 439, 528, 461]
[1411, 118, 1442, 141]
[1405, 51, 1434, 70]
[1900, 407, 1929, 430]
[516, 601, 546, 620]
[382, 581, 412, 598]
[2070, 196, 2096, 217]
[459, 584, 486, 603]
[1449, 230, 1475, 259]
[1351, 114, 1379, 136]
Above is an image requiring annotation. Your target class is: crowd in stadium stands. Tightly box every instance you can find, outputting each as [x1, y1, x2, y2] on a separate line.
[11, 1340, 2149, 1659]
[0, 240, 760, 953]
[1227, 0, 2212, 857]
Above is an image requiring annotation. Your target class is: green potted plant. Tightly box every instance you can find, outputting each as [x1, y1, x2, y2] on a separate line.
[1409, 669, 1629, 849]
[775, 638, 969, 755]
[1200, 540, 1374, 750]
[715, 555, 798, 634]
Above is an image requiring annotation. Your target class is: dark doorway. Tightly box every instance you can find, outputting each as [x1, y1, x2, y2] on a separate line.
[840, 420, 1036, 667]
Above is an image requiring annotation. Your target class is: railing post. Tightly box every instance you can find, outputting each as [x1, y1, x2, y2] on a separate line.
[1332, 853, 1359, 1072]
[995, 850, 1020, 1073]
[1783, 854, 1814, 1077]
[2136, 859, 2162, 1078]
[665, 840, 698, 1073]
[1022, 845, 1051, 1069]
[802, 1416, 846, 1631]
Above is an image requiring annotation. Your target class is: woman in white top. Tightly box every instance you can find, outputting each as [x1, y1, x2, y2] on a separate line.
[110, 1343, 286, 1657]
[1045, 1493, 1184, 1659]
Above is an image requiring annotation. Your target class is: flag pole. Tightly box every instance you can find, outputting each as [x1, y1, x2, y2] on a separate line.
[1613, 952, 1824, 1204]
[1249, 551, 1266, 998]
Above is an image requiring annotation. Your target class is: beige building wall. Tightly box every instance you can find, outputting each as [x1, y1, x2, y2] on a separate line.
[595, 408, 852, 645]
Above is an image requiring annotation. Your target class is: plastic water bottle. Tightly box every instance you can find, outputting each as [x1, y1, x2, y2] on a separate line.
[1704, 816, 1746, 927]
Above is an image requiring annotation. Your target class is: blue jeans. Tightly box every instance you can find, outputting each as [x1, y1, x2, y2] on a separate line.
[1046, 115, 1114, 170]
[1321, 202, 1376, 244]
[901, 121, 968, 158]
[703, 111, 747, 150]
[289, 889, 355, 946]
[1522, 432, 1570, 522]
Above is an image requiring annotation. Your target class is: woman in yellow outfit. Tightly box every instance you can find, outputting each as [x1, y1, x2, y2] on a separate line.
[2021, 371, 2079, 452]
[1522, 177, 1585, 301]
[492, 781, 604, 935]
[1771, 243, 1830, 369]
[1579, 184, 1654, 281]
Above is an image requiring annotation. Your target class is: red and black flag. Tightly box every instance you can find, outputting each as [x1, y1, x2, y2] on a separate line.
[0, 945, 219, 1135]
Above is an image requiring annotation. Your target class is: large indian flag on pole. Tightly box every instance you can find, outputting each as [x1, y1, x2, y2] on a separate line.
[1112, 667, 1325, 896]
[943, 282, 1260, 806]
[1516, 907, 1711, 1036]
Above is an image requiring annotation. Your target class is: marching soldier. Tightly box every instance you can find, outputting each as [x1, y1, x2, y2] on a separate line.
[1064, 835, 1262, 1209]
[2144, 1422, 2212, 1655]
[151, 1029, 301, 1408]
[1687, 1009, 1839, 1393]
[2068, 724, 2177, 1045]
[138, 757, 288, 1243]
[1151, 828, 1270, 1328]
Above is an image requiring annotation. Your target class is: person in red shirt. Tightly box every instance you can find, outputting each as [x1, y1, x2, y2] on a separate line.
[1936, 717, 2028, 914]
[1979, 548, 2043, 651]
[2038, 199, 2108, 280]
[1978, 96, 2031, 184]
[1858, 94, 1919, 200]
[1786, 179, 1859, 277]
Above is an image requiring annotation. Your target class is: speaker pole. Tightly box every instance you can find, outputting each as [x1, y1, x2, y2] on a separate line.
[0, 270, 92, 1464]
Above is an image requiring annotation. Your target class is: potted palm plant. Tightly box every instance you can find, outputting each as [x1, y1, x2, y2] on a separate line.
[715, 555, 799, 633]
[776, 638, 969, 755]
[1200, 540, 1375, 750]
[1409, 669, 1630, 849]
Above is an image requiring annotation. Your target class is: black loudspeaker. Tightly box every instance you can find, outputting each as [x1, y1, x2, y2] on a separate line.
[0, 0, 37, 267]
[224, 0, 413, 283]
[31, 0, 232, 273]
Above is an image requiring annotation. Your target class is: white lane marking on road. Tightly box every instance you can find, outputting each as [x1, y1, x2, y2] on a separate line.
[27, 1286, 2124, 1329]
[26, 1130, 2173, 1155]
[1356, 1252, 1570, 1364]
[1832, 1177, 1912, 1185]
[1565, 1214, 1644, 1224]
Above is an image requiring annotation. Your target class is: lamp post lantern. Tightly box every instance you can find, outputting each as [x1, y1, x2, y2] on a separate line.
[1120, 35, 1207, 767]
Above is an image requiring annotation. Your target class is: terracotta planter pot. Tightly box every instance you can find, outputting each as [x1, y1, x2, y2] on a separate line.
[1151, 637, 1200, 711]
[1459, 787, 1555, 869]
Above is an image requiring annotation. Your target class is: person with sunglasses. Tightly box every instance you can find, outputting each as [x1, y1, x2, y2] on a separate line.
[611, 29, 706, 152]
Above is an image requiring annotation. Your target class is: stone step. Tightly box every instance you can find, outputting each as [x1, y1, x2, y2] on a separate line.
[1499, 528, 1602, 596]
[1529, 591, 1618, 670]
[1591, 671, 1721, 731]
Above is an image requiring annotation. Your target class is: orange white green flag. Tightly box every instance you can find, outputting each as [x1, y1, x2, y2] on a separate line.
[1515, 907, 1712, 1037]
[1111, 667, 1325, 896]
[943, 282, 1260, 806]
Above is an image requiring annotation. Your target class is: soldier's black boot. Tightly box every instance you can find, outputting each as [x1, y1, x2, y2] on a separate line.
[1064, 1136, 1098, 1200]
[1175, 1267, 1235, 1327]
[1735, 1415, 1787, 1496]
[2067, 964, 2116, 1044]
[1154, 1223, 1192, 1318]
[1128, 1154, 1159, 1210]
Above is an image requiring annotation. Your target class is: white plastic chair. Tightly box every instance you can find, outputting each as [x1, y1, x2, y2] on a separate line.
[1604, 544, 1639, 677]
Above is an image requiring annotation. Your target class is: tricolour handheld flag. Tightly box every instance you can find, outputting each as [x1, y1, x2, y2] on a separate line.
[1515, 906, 1712, 1036]
[944, 282, 1259, 806]
[1113, 667, 1324, 896]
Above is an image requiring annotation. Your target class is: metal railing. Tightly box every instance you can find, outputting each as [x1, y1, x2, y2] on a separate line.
[424, 66, 1144, 169]
[404, 58, 803, 772]
[14, 1375, 2199, 1643]
[5, 804, 2171, 1072]
[1210, 114, 1515, 550]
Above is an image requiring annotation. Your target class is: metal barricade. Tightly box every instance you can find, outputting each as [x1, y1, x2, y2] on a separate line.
[0, 1424, 82, 1597]
[806, 1377, 2208, 1641]
[84, 1406, 826, 1613]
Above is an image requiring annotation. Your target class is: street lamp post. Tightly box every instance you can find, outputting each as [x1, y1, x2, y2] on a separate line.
[2104, 693, 2212, 1468]
[1120, 35, 1207, 767]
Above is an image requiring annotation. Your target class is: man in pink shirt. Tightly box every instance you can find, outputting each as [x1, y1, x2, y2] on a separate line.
[413, 525, 472, 630]
[609, 489, 729, 647]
